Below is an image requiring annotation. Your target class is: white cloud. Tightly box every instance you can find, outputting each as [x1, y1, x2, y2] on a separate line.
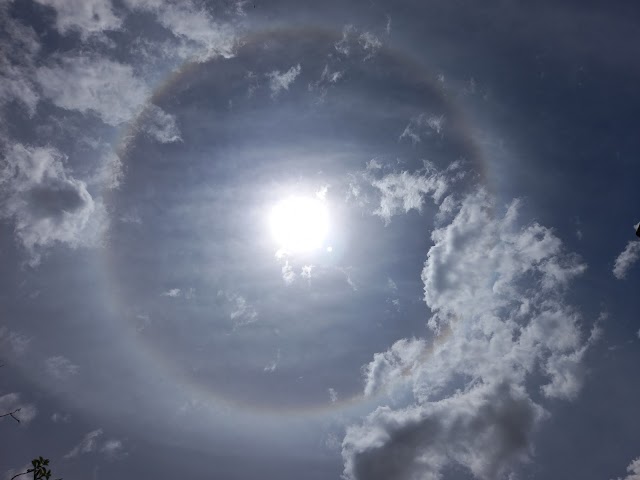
[160, 287, 194, 299]
[123, 0, 236, 62]
[0, 393, 37, 425]
[37, 55, 149, 126]
[613, 457, 640, 480]
[328, 388, 338, 404]
[51, 412, 71, 423]
[308, 65, 343, 102]
[400, 113, 446, 144]
[45, 355, 80, 380]
[90, 148, 123, 190]
[335, 25, 382, 60]
[371, 169, 448, 224]
[358, 32, 382, 60]
[344, 382, 546, 480]
[100, 439, 125, 458]
[335, 25, 357, 56]
[0, 5, 41, 115]
[218, 290, 257, 326]
[0, 328, 31, 356]
[137, 104, 181, 143]
[33, 0, 122, 39]
[282, 261, 296, 285]
[64, 429, 126, 460]
[316, 185, 329, 201]
[613, 241, 640, 279]
[64, 429, 103, 458]
[267, 64, 301, 96]
[264, 349, 280, 373]
[301, 265, 314, 280]
[366, 159, 383, 171]
[161, 288, 181, 297]
[0, 144, 107, 265]
[343, 176, 594, 480]
[339, 267, 357, 291]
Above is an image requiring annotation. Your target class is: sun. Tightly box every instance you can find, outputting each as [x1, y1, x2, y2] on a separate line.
[270, 196, 329, 253]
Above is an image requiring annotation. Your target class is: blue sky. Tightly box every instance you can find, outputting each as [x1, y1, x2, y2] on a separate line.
[1, 1, 639, 479]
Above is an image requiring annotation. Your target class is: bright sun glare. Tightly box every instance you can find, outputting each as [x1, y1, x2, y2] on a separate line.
[270, 196, 329, 253]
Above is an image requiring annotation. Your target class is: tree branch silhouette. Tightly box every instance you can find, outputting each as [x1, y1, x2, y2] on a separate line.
[1, 407, 22, 423]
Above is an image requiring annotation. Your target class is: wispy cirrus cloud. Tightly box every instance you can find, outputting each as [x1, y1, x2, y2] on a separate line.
[335, 25, 383, 60]
[267, 64, 302, 97]
[264, 349, 280, 373]
[218, 290, 258, 327]
[64, 428, 125, 459]
[613, 240, 640, 279]
[399, 113, 446, 144]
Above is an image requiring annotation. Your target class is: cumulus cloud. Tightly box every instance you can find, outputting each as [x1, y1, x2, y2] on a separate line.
[371, 168, 448, 224]
[344, 382, 546, 480]
[267, 64, 301, 96]
[0, 144, 107, 264]
[613, 241, 640, 279]
[0, 393, 37, 425]
[45, 355, 80, 380]
[37, 56, 149, 126]
[33, 0, 122, 39]
[343, 169, 595, 480]
[613, 457, 640, 480]
[123, 0, 237, 62]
